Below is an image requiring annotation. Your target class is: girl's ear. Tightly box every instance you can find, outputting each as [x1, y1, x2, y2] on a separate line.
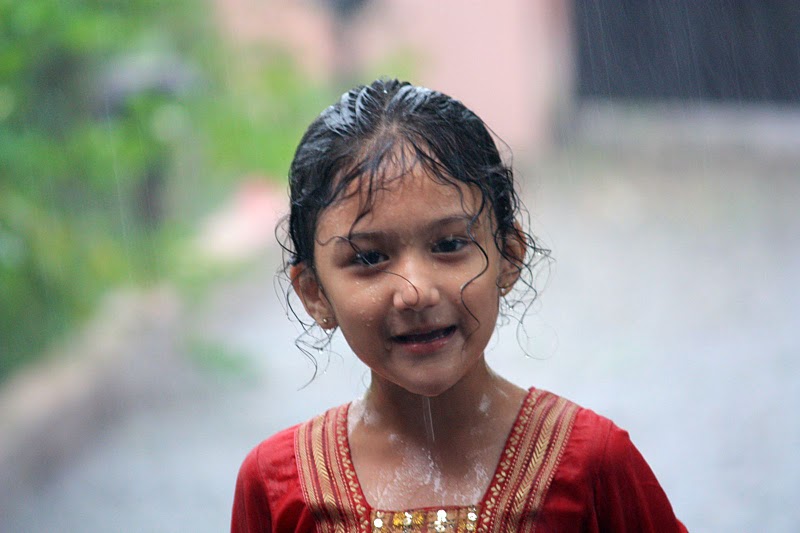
[290, 263, 337, 329]
[498, 222, 527, 293]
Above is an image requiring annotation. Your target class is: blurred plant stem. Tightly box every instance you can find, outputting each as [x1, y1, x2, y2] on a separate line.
[0, 0, 332, 381]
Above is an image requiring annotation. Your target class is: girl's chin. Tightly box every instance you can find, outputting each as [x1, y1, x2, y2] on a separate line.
[370, 356, 487, 399]
[374, 373, 464, 399]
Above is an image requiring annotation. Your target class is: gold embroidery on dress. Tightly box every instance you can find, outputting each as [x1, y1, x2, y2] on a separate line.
[297, 406, 371, 532]
[335, 404, 371, 531]
[476, 390, 579, 532]
[297, 390, 579, 533]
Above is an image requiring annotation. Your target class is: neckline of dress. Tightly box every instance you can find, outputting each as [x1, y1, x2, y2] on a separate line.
[339, 387, 538, 514]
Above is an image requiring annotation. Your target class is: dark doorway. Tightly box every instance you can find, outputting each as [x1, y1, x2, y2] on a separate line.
[575, 1, 800, 102]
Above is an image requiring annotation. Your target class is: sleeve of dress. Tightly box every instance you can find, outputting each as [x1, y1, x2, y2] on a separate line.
[231, 445, 273, 533]
[593, 423, 688, 532]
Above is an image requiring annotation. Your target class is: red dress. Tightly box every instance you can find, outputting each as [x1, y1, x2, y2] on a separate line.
[231, 388, 687, 532]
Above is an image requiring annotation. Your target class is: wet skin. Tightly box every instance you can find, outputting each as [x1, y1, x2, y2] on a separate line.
[295, 167, 516, 398]
[292, 166, 528, 509]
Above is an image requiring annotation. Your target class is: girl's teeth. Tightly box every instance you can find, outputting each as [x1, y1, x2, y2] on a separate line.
[397, 326, 454, 343]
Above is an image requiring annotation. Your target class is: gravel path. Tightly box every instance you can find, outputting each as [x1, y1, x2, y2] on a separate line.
[3, 146, 798, 533]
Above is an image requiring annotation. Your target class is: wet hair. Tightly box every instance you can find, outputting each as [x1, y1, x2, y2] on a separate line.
[280, 79, 548, 361]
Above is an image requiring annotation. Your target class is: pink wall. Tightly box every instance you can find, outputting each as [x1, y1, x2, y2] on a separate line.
[214, 0, 574, 157]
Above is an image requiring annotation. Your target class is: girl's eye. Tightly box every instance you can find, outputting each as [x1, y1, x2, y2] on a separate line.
[353, 250, 387, 267]
[433, 237, 469, 254]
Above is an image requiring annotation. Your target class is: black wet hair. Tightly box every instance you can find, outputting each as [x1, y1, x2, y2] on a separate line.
[280, 79, 548, 361]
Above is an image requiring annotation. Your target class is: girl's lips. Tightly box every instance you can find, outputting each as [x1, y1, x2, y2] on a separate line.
[392, 326, 457, 345]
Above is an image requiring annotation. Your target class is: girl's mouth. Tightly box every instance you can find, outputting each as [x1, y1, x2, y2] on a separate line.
[392, 326, 456, 344]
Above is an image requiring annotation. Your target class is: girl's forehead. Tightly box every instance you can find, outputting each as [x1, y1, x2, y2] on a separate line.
[318, 169, 485, 235]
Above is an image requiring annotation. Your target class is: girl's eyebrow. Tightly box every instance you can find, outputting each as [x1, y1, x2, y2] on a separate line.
[343, 215, 478, 243]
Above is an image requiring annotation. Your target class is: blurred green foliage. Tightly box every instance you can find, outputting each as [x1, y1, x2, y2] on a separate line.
[0, 0, 330, 380]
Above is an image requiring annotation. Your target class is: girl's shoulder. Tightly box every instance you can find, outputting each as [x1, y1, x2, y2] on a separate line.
[534, 389, 687, 532]
[527, 388, 650, 475]
[232, 405, 351, 532]
[524, 387, 625, 446]
[240, 402, 351, 477]
[236, 423, 302, 487]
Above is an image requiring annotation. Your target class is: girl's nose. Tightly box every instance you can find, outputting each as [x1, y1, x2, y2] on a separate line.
[392, 264, 441, 311]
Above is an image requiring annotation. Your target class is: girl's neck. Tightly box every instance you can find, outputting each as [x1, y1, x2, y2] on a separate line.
[347, 360, 528, 509]
[358, 359, 526, 447]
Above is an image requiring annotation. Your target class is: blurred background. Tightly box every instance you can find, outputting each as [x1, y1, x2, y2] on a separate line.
[1, 1, 798, 531]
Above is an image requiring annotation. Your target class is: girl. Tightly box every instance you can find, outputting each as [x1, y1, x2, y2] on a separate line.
[231, 79, 687, 532]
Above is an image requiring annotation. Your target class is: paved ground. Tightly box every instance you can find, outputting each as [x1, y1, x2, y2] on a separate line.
[2, 141, 799, 532]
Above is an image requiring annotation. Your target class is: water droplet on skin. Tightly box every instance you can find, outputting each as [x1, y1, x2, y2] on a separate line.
[432, 471, 444, 494]
[479, 394, 491, 414]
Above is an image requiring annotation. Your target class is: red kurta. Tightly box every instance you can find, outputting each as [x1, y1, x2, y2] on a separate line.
[232, 388, 687, 532]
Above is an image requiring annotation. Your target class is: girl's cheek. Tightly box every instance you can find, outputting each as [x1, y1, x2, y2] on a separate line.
[364, 281, 387, 303]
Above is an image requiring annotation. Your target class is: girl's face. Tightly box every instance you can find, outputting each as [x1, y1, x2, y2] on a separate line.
[294, 167, 522, 397]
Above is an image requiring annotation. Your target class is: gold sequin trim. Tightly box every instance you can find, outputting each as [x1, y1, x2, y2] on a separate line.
[370, 506, 479, 533]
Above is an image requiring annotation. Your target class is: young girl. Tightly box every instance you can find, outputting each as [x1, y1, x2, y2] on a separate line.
[231, 79, 687, 532]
